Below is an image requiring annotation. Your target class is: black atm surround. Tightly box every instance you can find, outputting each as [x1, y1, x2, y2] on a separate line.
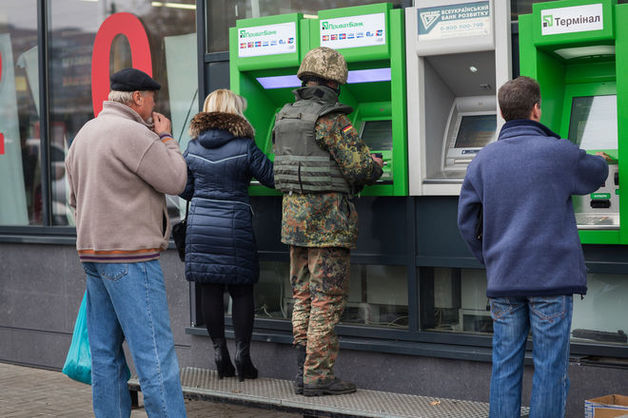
[182, 195, 628, 361]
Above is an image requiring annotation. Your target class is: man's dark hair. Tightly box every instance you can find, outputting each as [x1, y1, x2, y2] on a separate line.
[498, 76, 541, 121]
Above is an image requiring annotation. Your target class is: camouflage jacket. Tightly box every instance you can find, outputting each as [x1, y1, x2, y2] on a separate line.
[281, 112, 383, 248]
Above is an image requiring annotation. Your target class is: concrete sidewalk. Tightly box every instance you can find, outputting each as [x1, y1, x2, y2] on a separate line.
[0, 362, 299, 417]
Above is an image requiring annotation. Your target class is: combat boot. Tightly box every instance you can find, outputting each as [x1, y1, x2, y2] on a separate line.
[212, 338, 235, 379]
[294, 344, 307, 394]
[303, 377, 356, 396]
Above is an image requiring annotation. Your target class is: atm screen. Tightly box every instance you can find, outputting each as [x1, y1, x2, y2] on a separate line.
[568, 95, 617, 150]
[454, 115, 496, 148]
[360, 120, 393, 151]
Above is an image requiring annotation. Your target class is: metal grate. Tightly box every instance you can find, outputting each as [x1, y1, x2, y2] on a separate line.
[129, 367, 530, 418]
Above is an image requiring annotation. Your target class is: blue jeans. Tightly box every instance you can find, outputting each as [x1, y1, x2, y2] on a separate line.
[83, 260, 186, 418]
[489, 295, 572, 418]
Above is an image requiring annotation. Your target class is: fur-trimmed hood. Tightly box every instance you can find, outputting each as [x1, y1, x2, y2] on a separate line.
[189, 112, 254, 139]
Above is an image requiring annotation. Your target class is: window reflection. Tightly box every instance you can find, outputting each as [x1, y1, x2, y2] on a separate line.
[511, 0, 628, 19]
[254, 262, 291, 319]
[422, 268, 628, 345]
[421, 267, 492, 334]
[0, 0, 41, 225]
[572, 273, 628, 345]
[343, 265, 408, 328]
[253, 261, 408, 329]
[49, 0, 197, 225]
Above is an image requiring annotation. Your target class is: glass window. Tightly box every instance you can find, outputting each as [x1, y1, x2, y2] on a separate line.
[422, 268, 628, 346]
[343, 265, 408, 328]
[48, 0, 197, 225]
[511, 0, 556, 19]
[0, 1, 42, 225]
[511, 0, 628, 19]
[254, 261, 291, 319]
[254, 262, 408, 329]
[420, 267, 492, 334]
[572, 273, 628, 346]
[206, 0, 404, 53]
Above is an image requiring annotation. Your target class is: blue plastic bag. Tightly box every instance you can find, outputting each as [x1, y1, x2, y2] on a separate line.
[62, 292, 132, 385]
[62, 292, 92, 384]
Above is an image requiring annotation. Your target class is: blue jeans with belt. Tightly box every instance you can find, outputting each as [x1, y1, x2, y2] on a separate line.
[489, 295, 573, 418]
[83, 260, 186, 418]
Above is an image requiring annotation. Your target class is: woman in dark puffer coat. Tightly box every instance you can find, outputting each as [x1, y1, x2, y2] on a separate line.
[180, 89, 274, 380]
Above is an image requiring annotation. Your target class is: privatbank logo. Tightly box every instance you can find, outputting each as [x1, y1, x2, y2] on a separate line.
[321, 20, 364, 31]
[542, 15, 553, 27]
[420, 10, 440, 31]
[239, 29, 277, 38]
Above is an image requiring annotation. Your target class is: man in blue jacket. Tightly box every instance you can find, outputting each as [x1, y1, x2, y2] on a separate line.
[458, 76, 608, 417]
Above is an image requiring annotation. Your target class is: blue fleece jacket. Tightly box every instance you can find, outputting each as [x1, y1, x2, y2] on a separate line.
[457, 119, 608, 297]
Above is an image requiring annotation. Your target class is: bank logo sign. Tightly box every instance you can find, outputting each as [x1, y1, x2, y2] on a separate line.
[418, 1, 490, 41]
[541, 3, 603, 36]
[420, 11, 441, 32]
[238, 22, 296, 58]
[320, 13, 386, 49]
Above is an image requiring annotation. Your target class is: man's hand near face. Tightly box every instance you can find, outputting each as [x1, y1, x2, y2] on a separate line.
[152, 112, 172, 137]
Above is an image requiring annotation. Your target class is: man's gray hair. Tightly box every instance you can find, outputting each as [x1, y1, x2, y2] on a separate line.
[108, 90, 150, 105]
[108, 90, 135, 105]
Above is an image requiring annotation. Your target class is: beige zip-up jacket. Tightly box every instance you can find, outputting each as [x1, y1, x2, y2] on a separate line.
[65, 101, 187, 263]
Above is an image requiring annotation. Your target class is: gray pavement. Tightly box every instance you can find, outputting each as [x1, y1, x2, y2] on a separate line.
[0, 362, 300, 417]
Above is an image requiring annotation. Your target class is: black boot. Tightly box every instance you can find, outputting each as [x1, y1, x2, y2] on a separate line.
[213, 338, 235, 379]
[303, 377, 356, 397]
[294, 344, 306, 395]
[234, 339, 258, 382]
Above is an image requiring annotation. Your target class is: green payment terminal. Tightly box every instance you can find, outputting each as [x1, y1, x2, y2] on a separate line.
[567, 92, 619, 229]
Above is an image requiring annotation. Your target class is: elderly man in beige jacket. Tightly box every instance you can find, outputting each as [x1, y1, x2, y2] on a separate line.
[65, 68, 187, 418]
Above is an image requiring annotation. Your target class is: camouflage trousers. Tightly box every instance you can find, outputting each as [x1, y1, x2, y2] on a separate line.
[290, 245, 350, 385]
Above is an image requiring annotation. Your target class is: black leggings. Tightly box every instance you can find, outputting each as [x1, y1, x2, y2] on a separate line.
[199, 283, 254, 342]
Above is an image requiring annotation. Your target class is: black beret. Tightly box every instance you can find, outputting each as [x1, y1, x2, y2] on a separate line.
[110, 68, 161, 92]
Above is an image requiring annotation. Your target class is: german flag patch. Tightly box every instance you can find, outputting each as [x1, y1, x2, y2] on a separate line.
[342, 124, 353, 134]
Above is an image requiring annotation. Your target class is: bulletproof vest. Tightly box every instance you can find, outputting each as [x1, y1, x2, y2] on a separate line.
[273, 85, 354, 194]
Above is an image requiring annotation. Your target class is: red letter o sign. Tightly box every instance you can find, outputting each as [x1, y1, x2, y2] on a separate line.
[91, 13, 152, 116]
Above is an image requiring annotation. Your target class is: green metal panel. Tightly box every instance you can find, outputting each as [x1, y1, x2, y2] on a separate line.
[532, 0, 616, 48]
[313, 3, 392, 62]
[615, 3, 628, 243]
[518, 0, 627, 244]
[234, 14, 302, 71]
[389, 8, 408, 197]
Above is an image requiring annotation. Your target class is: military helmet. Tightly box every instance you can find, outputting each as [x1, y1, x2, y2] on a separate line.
[297, 47, 348, 85]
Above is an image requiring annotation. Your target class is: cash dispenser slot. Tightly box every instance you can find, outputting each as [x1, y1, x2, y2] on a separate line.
[591, 200, 611, 209]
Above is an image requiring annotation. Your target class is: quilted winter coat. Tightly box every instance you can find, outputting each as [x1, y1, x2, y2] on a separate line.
[180, 112, 274, 284]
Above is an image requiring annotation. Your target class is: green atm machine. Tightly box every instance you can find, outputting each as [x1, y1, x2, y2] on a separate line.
[229, 3, 408, 196]
[519, 0, 628, 244]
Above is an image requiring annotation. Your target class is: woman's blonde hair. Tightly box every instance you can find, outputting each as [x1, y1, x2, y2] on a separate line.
[202, 89, 247, 116]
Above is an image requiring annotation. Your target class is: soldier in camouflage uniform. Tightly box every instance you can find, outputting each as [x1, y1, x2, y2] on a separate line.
[272, 47, 383, 396]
